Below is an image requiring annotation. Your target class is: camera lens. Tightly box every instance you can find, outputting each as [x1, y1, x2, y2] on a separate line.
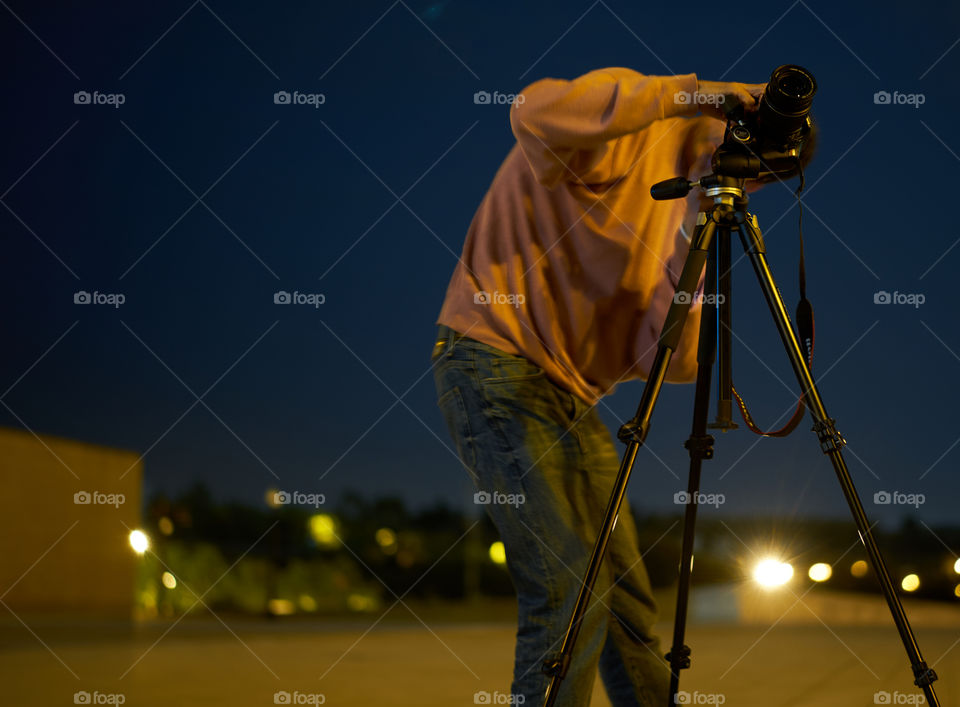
[758, 65, 817, 144]
[767, 65, 816, 115]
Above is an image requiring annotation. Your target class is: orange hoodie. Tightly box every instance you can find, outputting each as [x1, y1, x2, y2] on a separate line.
[437, 67, 725, 404]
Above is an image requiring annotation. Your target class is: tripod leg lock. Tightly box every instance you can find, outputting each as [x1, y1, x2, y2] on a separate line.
[542, 654, 570, 678]
[617, 419, 647, 445]
[812, 418, 846, 453]
[665, 644, 692, 670]
[912, 661, 938, 688]
[684, 434, 715, 460]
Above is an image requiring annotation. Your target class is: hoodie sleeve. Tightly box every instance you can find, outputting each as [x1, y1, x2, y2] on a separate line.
[509, 67, 700, 189]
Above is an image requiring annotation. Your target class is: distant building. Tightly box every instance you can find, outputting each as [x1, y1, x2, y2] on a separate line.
[0, 426, 142, 616]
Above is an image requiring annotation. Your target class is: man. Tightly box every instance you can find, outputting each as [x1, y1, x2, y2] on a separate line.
[431, 68, 770, 705]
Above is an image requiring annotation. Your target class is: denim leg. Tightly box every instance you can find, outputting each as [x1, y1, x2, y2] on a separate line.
[432, 329, 610, 704]
[432, 326, 666, 705]
[573, 408, 671, 706]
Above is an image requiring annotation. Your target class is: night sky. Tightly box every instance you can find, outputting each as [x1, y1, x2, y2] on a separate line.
[3, 1, 959, 530]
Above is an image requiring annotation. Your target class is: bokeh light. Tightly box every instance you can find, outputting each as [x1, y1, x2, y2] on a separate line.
[265, 488, 282, 508]
[375, 527, 398, 555]
[308, 514, 339, 548]
[267, 598, 296, 616]
[954, 558, 960, 575]
[161, 571, 177, 589]
[901, 574, 920, 592]
[850, 560, 869, 578]
[489, 541, 506, 565]
[753, 559, 793, 588]
[808, 563, 832, 582]
[347, 594, 377, 612]
[128, 530, 149, 554]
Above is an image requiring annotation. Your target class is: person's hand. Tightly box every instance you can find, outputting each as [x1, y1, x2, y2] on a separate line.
[695, 80, 766, 121]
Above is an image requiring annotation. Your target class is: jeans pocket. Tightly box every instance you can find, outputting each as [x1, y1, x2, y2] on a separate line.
[437, 385, 477, 471]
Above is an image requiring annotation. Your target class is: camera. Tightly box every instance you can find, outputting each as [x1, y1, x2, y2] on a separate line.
[714, 64, 817, 179]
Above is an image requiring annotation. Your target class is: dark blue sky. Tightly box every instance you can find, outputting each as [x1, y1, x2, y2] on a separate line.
[3, 1, 959, 529]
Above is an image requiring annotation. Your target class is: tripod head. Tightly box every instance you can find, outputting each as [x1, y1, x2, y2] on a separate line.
[650, 172, 745, 210]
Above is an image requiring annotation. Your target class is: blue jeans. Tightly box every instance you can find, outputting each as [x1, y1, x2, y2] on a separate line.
[432, 324, 670, 706]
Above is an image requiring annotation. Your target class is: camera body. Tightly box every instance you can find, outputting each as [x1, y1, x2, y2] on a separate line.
[713, 65, 817, 179]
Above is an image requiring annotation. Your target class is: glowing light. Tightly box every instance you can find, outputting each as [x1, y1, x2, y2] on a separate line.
[158, 517, 174, 536]
[375, 528, 397, 554]
[298, 594, 317, 612]
[808, 563, 832, 582]
[347, 593, 376, 612]
[850, 560, 869, 578]
[489, 541, 507, 565]
[128, 530, 149, 554]
[954, 584, 960, 599]
[268, 598, 296, 616]
[265, 488, 283, 508]
[954, 558, 960, 575]
[901, 574, 920, 592]
[308, 514, 339, 548]
[161, 572, 177, 589]
[753, 559, 793, 588]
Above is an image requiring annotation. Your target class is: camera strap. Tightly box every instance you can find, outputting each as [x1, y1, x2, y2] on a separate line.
[732, 170, 814, 437]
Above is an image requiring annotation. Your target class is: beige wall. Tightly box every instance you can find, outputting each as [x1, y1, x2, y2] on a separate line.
[0, 426, 142, 614]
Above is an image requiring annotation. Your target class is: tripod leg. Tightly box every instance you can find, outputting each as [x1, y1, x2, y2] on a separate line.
[738, 215, 940, 706]
[711, 227, 737, 431]
[540, 218, 718, 707]
[667, 228, 720, 705]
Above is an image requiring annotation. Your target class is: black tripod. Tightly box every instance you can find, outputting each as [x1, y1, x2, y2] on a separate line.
[540, 171, 941, 707]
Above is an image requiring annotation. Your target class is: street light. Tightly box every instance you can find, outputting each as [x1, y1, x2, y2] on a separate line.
[128, 529, 149, 554]
[753, 558, 793, 588]
[808, 563, 832, 582]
